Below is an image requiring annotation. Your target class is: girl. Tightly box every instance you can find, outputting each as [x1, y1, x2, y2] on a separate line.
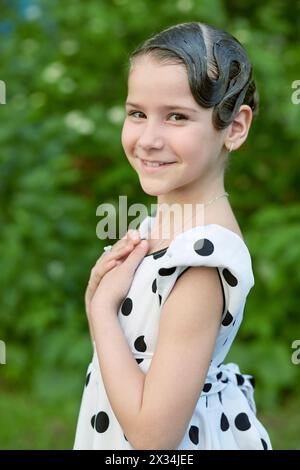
[74, 22, 272, 450]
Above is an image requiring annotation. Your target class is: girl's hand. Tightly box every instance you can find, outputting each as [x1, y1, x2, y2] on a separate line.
[89, 238, 149, 318]
[85, 229, 142, 319]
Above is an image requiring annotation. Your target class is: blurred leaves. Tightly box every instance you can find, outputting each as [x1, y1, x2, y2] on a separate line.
[0, 0, 300, 449]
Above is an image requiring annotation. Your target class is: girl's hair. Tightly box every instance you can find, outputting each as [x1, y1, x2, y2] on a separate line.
[128, 22, 258, 130]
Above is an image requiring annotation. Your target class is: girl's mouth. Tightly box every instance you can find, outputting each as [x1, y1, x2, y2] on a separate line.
[140, 159, 176, 173]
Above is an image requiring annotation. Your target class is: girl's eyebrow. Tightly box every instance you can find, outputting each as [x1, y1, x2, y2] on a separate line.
[125, 102, 198, 113]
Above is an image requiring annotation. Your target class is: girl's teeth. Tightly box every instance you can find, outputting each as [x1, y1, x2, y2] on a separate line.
[143, 160, 167, 167]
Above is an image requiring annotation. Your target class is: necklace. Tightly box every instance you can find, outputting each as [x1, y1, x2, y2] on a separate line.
[147, 192, 229, 254]
[203, 191, 229, 207]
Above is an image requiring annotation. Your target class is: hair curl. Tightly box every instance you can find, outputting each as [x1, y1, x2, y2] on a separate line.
[129, 22, 259, 130]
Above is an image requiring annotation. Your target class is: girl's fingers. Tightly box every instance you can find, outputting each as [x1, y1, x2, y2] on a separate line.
[85, 259, 117, 309]
[101, 242, 134, 263]
[121, 229, 140, 242]
[86, 233, 141, 315]
[99, 230, 141, 262]
[90, 244, 133, 297]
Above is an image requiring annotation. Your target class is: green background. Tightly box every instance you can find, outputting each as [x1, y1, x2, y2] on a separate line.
[0, 0, 299, 449]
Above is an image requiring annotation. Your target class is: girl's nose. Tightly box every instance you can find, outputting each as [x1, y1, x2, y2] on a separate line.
[137, 122, 164, 151]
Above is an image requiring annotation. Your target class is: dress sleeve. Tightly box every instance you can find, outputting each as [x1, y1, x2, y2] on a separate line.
[155, 225, 255, 330]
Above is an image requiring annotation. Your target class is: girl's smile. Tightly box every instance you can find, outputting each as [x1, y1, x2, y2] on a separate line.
[139, 158, 176, 173]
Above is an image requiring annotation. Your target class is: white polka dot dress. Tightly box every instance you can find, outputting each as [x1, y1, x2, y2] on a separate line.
[73, 215, 272, 450]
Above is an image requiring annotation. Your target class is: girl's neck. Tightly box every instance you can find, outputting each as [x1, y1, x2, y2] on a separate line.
[149, 192, 231, 250]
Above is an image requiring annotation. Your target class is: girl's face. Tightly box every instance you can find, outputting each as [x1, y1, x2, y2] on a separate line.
[121, 55, 227, 201]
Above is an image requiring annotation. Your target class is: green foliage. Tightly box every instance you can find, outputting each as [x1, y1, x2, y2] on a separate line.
[0, 0, 300, 449]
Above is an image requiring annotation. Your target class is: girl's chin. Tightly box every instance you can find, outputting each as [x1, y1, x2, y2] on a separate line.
[138, 180, 171, 197]
[140, 186, 163, 197]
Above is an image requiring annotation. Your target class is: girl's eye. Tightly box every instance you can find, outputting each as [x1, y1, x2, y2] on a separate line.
[127, 111, 145, 119]
[128, 111, 187, 122]
[169, 113, 187, 121]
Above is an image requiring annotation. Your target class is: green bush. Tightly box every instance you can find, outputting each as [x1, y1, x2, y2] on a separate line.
[0, 0, 299, 448]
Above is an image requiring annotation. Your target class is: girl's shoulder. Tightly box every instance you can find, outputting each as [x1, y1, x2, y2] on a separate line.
[204, 205, 245, 243]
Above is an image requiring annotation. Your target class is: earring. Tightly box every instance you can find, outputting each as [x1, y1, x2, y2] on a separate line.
[227, 143, 234, 153]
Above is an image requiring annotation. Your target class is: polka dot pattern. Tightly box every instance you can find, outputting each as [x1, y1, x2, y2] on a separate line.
[236, 374, 245, 386]
[222, 268, 238, 286]
[222, 310, 234, 326]
[189, 425, 199, 445]
[249, 377, 256, 389]
[158, 267, 177, 276]
[203, 383, 212, 393]
[91, 412, 110, 433]
[85, 372, 91, 387]
[234, 413, 251, 431]
[153, 248, 167, 260]
[220, 413, 229, 431]
[261, 438, 268, 450]
[74, 223, 272, 450]
[194, 238, 214, 256]
[121, 297, 133, 316]
[91, 414, 95, 429]
[134, 335, 147, 352]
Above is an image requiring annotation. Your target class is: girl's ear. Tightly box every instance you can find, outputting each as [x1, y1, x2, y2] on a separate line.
[224, 105, 253, 152]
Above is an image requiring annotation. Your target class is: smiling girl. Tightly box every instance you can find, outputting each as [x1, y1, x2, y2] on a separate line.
[73, 22, 272, 450]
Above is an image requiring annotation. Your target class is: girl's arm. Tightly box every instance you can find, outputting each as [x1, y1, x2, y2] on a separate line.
[92, 265, 223, 450]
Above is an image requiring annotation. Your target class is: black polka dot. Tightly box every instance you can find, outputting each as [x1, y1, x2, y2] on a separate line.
[152, 278, 157, 293]
[121, 297, 133, 316]
[153, 249, 167, 259]
[134, 335, 147, 352]
[91, 414, 95, 429]
[158, 294, 162, 305]
[220, 413, 229, 431]
[234, 412, 251, 431]
[189, 425, 199, 445]
[85, 372, 91, 387]
[158, 267, 177, 276]
[136, 358, 144, 365]
[194, 238, 214, 256]
[222, 268, 238, 286]
[216, 372, 222, 380]
[222, 310, 234, 326]
[94, 411, 110, 433]
[249, 377, 256, 388]
[203, 383, 212, 393]
[236, 373, 245, 386]
[261, 438, 268, 450]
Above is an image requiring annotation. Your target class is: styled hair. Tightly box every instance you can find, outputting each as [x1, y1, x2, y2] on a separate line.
[129, 22, 258, 130]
